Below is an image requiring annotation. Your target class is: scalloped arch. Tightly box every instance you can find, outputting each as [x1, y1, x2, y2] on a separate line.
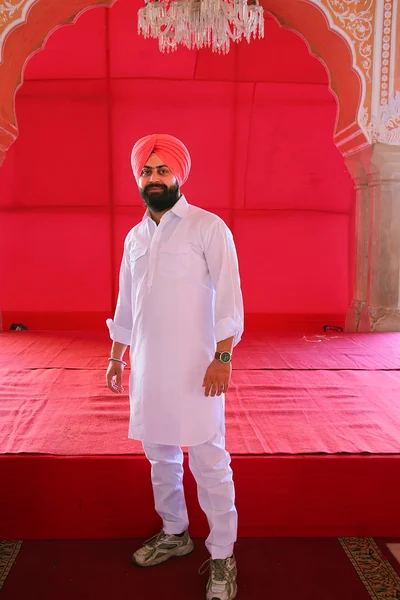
[0, 0, 369, 163]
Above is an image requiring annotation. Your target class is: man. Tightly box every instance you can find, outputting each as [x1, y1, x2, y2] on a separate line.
[106, 133, 244, 600]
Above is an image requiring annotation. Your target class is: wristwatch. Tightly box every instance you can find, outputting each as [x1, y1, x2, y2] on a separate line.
[215, 351, 232, 364]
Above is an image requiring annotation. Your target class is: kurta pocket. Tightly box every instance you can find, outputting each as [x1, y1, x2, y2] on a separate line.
[129, 245, 148, 277]
[158, 243, 191, 279]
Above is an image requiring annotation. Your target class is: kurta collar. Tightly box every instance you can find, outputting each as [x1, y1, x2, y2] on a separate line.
[171, 195, 189, 219]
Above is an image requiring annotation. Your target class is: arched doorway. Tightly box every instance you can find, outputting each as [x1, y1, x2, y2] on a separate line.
[0, 0, 360, 332]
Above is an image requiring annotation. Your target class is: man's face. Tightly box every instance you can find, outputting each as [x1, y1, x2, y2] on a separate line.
[138, 153, 180, 212]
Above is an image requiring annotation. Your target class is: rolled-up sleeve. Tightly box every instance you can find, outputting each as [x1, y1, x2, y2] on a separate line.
[203, 219, 244, 347]
[106, 243, 133, 346]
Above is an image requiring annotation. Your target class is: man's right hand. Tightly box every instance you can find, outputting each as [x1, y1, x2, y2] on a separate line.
[106, 360, 125, 394]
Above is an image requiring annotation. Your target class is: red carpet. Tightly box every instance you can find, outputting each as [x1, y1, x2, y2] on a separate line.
[2, 538, 400, 600]
[1, 331, 400, 455]
[2, 368, 400, 455]
[2, 330, 399, 370]
[1, 331, 400, 539]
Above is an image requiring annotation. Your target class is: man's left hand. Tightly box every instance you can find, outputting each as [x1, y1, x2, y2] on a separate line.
[202, 359, 232, 397]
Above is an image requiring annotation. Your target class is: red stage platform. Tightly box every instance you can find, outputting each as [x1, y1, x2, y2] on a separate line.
[1, 330, 400, 539]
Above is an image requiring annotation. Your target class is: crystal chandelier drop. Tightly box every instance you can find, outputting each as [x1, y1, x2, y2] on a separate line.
[138, 0, 265, 54]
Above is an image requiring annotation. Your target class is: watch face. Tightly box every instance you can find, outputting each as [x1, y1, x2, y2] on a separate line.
[220, 352, 231, 363]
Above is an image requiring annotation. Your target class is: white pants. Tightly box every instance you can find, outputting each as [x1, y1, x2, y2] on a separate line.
[142, 425, 237, 560]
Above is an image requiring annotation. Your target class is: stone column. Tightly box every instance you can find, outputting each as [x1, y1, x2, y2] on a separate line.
[345, 155, 370, 332]
[345, 144, 400, 332]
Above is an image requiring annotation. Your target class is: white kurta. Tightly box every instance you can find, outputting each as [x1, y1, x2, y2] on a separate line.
[106, 195, 244, 446]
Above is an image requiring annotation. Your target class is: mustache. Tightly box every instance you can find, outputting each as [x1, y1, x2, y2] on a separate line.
[145, 184, 166, 191]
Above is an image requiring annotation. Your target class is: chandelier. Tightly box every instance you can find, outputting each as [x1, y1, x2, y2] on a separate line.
[137, 0, 265, 54]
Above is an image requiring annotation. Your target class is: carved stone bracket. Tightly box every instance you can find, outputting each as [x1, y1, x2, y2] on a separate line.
[0, 117, 18, 167]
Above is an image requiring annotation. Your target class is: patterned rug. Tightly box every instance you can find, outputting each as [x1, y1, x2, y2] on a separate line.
[0, 541, 22, 591]
[339, 538, 400, 599]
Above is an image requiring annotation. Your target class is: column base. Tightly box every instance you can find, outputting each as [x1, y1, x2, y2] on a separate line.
[346, 303, 400, 332]
[345, 300, 366, 332]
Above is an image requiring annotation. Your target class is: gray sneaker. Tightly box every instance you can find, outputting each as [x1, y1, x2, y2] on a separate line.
[200, 556, 238, 600]
[132, 529, 195, 567]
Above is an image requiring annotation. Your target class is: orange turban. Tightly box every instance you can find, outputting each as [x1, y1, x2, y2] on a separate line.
[131, 134, 191, 187]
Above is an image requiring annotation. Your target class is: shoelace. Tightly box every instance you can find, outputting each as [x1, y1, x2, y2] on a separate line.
[143, 530, 167, 548]
[198, 557, 229, 581]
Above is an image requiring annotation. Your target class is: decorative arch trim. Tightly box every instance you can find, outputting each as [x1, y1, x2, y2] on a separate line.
[262, 0, 369, 150]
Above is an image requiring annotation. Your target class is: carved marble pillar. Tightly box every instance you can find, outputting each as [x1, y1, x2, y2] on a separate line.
[346, 144, 400, 331]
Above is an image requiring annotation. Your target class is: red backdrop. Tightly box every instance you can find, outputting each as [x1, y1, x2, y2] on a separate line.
[0, 0, 355, 332]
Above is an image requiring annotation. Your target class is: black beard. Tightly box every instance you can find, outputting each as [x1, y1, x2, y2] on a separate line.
[140, 183, 180, 212]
